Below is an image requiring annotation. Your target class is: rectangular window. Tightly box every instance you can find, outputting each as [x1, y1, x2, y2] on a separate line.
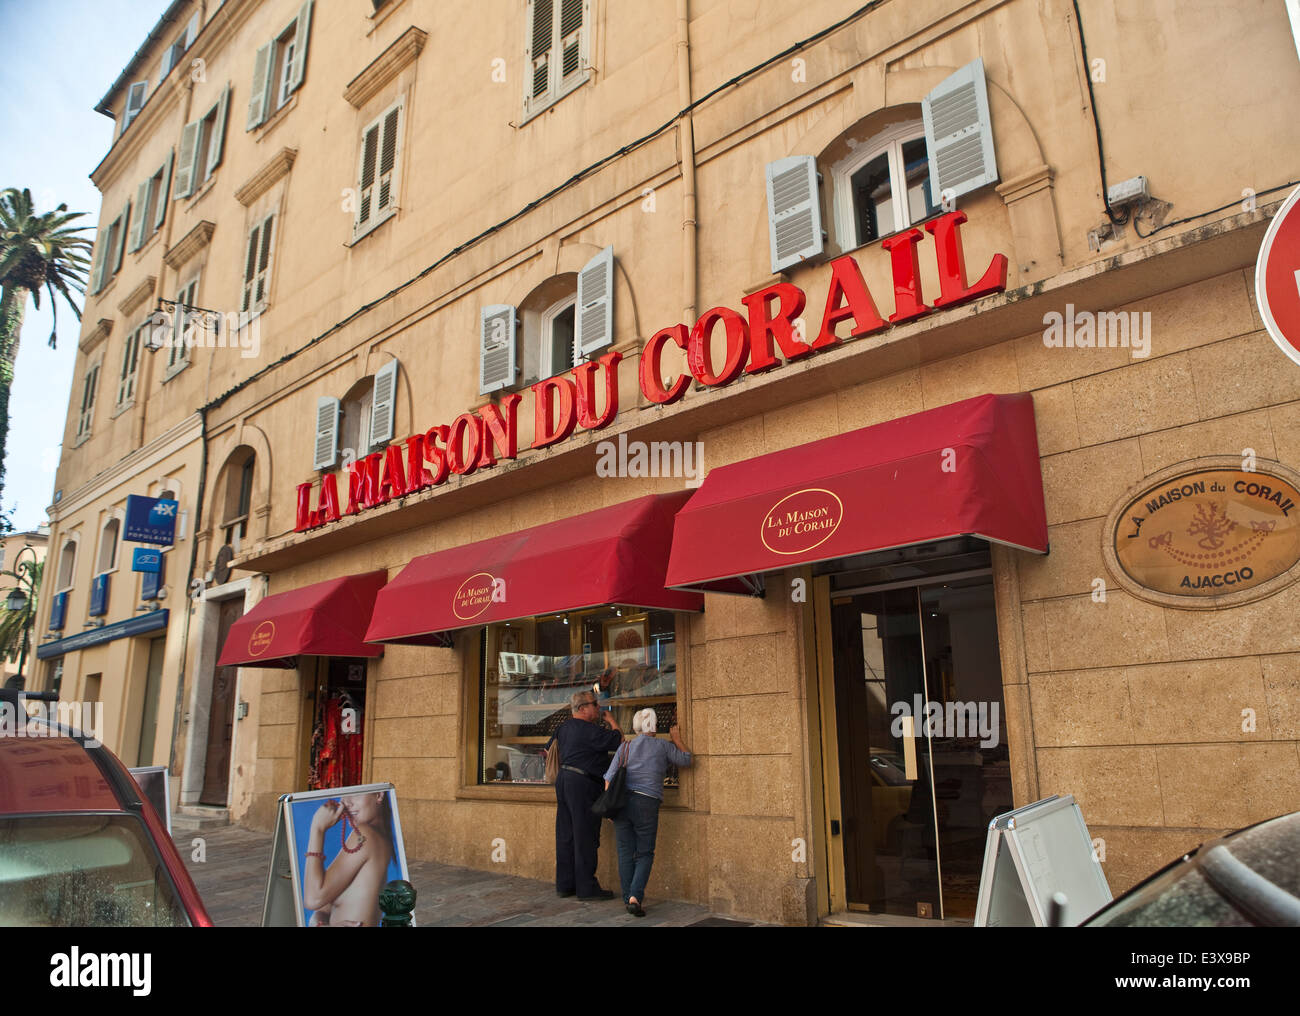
[242, 214, 275, 312]
[275, 25, 298, 111]
[525, 0, 588, 119]
[117, 324, 143, 406]
[76, 363, 100, 439]
[167, 278, 200, 375]
[478, 607, 680, 786]
[353, 100, 403, 240]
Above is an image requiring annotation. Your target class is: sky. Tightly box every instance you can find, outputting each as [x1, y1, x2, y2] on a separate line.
[0, 0, 168, 533]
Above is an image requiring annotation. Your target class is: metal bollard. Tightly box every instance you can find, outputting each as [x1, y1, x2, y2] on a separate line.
[379, 879, 417, 926]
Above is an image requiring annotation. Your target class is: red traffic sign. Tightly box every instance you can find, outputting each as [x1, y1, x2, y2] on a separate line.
[1256, 184, 1300, 367]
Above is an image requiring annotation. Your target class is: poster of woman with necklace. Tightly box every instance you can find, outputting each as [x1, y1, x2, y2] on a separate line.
[272, 782, 410, 927]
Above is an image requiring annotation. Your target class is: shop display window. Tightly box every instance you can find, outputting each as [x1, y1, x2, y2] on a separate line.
[478, 606, 679, 787]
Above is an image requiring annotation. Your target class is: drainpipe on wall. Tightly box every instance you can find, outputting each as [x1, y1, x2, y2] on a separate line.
[676, 0, 697, 324]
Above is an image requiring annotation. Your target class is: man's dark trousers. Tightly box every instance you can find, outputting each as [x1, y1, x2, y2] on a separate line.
[555, 768, 603, 896]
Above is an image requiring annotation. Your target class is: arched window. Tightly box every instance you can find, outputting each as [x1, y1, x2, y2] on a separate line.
[339, 376, 375, 462]
[56, 540, 77, 591]
[96, 517, 120, 574]
[219, 448, 256, 547]
[829, 118, 939, 250]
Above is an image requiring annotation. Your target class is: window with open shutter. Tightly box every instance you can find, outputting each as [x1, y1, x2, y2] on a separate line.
[129, 179, 151, 252]
[169, 278, 199, 374]
[314, 396, 341, 470]
[480, 305, 517, 395]
[247, 42, 274, 130]
[154, 150, 173, 231]
[77, 362, 100, 439]
[287, 0, 312, 95]
[525, 0, 589, 118]
[204, 85, 231, 180]
[242, 214, 275, 312]
[122, 81, 148, 133]
[89, 229, 108, 294]
[354, 100, 403, 239]
[110, 201, 131, 277]
[575, 245, 614, 359]
[369, 360, 398, 446]
[922, 58, 998, 207]
[174, 120, 200, 199]
[118, 324, 142, 406]
[766, 155, 824, 274]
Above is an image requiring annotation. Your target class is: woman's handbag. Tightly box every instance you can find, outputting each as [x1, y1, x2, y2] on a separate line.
[544, 731, 560, 784]
[591, 741, 630, 816]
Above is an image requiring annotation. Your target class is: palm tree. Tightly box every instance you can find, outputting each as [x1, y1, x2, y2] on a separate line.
[0, 187, 93, 518]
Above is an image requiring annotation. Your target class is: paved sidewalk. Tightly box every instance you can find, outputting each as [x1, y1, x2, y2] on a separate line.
[175, 823, 753, 927]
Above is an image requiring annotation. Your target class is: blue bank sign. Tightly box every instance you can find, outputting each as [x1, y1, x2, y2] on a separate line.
[132, 548, 162, 573]
[125, 495, 179, 546]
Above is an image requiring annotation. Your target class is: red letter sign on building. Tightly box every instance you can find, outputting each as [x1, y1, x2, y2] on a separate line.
[1257, 183, 1300, 368]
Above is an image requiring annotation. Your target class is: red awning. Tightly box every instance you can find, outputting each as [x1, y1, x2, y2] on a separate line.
[365, 492, 704, 646]
[217, 570, 389, 668]
[666, 393, 1048, 594]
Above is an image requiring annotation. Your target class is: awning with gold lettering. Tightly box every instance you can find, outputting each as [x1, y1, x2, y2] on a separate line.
[666, 393, 1048, 595]
[217, 570, 389, 668]
[365, 492, 703, 647]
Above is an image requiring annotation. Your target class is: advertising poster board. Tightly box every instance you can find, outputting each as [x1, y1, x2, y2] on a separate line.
[262, 783, 409, 927]
[975, 794, 1112, 927]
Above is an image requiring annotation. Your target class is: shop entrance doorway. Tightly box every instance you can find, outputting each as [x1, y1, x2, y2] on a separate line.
[199, 599, 242, 805]
[815, 543, 1012, 919]
[307, 658, 368, 790]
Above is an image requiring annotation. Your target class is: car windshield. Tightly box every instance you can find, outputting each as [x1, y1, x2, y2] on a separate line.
[0, 814, 191, 927]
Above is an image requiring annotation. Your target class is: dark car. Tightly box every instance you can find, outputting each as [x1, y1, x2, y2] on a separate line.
[1082, 810, 1300, 927]
[0, 689, 211, 927]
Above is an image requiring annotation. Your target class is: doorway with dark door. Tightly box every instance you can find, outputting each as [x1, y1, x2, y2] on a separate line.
[200, 597, 243, 805]
[821, 543, 1013, 919]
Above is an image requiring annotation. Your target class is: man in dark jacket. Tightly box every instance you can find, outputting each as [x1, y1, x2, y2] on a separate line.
[553, 690, 623, 899]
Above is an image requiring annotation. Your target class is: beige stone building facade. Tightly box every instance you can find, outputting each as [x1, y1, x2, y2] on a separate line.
[43, 0, 1300, 924]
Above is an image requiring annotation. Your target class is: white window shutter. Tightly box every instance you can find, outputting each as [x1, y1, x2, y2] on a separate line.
[184, 11, 200, 48]
[575, 245, 614, 359]
[123, 81, 148, 131]
[129, 179, 151, 252]
[160, 48, 175, 79]
[766, 155, 824, 274]
[247, 42, 274, 129]
[154, 150, 173, 231]
[111, 201, 131, 275]
[206, 85, 230, 178]
[355, 122, 378, 230]
[922, 58, 998, 207]
[89, 228, 108, 293]
[479, 305, 517, 395]
[242, 221, 260, 312]
[257, 213, 275, 307]
[288, 0, 313, 94]
[174, 121, 199, 199]
[527, 0, 554, 102]
[314, 396, 340, 470]
[559, 0, 584, 80]
[376, 103, 402, 215]
[369, 359, 399, 446]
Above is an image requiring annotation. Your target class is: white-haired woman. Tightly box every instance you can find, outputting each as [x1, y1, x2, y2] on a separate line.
[602, 707, 692, 917]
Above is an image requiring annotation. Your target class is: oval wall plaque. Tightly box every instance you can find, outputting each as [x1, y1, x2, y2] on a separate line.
[453, 572, 496, 620]
[1110, 465, 1300, 604]
[761, 487, 844, 556]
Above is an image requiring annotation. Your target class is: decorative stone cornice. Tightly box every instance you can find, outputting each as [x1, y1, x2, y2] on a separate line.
[343, 26, 428, 108]
[163, 220, 215, 270]
[117, 275, 157, 317]
[234, 148, 297, 206]
[79, 318, 114, 354]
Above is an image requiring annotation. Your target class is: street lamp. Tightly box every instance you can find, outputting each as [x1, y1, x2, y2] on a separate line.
[4, 545, 38, 691]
